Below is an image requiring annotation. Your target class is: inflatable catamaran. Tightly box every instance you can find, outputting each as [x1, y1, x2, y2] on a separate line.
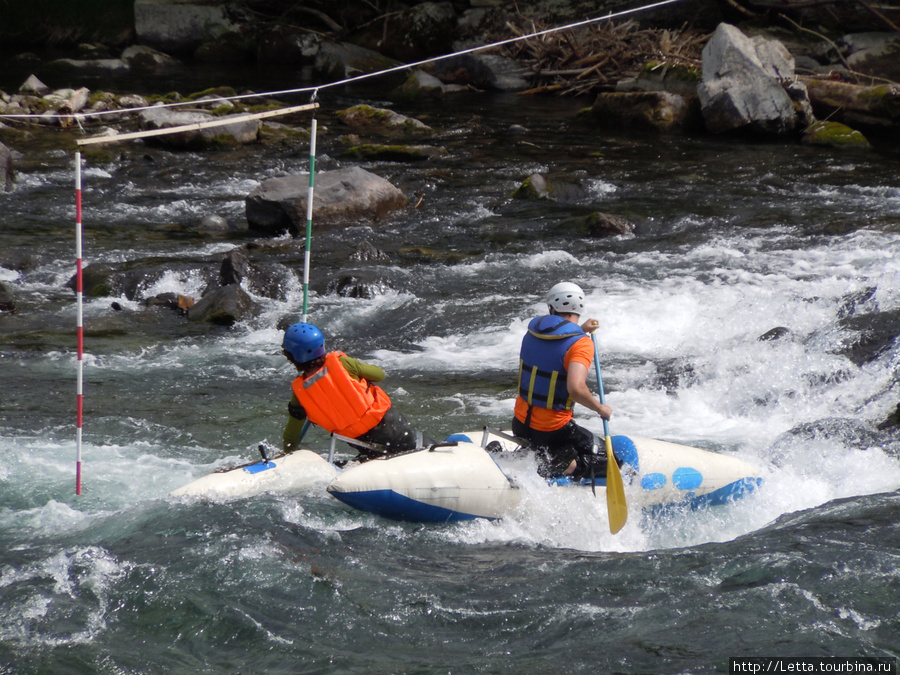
[170, 429, 763, 524]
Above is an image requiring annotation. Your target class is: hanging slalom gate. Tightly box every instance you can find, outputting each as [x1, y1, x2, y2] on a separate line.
[72, 101, 321, 494]
[58, 0, 685, 494]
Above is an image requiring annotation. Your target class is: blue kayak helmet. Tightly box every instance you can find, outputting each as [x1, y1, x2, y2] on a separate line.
[283, 322, 326, 363]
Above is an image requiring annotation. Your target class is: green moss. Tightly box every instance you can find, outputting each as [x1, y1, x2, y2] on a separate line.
[642, 60, 700, 82]
[803, 121, 869, 148]
[145, 93, 180, 105]
[186, 87, 239, 102]
[340, 105, 392, 123]
[245, 103, 282, 114]
[87, 91, 115, 107]
[509, 175, 536, 200]
[858, 84, 900, 117]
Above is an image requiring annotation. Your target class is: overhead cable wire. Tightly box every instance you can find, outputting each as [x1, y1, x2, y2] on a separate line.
[0, 0, 685, 123]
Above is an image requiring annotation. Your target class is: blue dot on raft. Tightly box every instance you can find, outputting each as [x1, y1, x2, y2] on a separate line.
[673, 467, 703, 490]
[641, 473, 666, 490]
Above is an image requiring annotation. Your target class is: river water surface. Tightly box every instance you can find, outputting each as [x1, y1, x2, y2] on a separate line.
[1, 69, 899, 673]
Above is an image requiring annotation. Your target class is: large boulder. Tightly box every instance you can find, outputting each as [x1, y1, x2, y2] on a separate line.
[245, 166, 409, 236]
[134, 0, 237, 55]
[698, 23, 799, 136]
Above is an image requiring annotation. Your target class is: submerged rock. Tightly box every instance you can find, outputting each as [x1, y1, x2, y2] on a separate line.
[0, 280, 16, 313]
[187, 284, 260, 325]
[510, 173, 587, 203]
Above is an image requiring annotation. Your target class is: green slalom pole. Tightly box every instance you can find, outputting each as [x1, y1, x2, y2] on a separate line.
[301, 105, 317, 322]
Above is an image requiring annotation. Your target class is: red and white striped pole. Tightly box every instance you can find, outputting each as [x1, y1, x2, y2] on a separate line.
[75, 151, 84, 495]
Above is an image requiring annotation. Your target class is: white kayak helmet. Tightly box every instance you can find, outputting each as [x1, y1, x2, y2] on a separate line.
[546, 281, 585, 315]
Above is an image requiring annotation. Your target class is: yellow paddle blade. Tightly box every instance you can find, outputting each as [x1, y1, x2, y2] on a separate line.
[605, 435, 628, 534]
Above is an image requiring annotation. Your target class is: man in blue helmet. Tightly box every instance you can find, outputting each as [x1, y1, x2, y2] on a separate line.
[512, 282, 613, 479]
[281, 322, 434, 459]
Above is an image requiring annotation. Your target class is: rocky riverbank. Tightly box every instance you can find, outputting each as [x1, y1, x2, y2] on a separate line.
[2, 1, 898, 151]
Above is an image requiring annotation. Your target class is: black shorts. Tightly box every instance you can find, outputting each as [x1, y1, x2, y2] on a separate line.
[511, 417, 607, 479]
[355, 407, 435, 457]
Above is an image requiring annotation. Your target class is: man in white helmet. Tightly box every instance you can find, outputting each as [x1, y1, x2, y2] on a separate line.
[512, 282, 613, 478]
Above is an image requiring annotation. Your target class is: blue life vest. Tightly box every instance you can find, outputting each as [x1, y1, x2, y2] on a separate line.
[518, 315, 586, 413]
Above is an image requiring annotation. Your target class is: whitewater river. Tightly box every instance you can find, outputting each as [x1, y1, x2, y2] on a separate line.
[1, 78, 898, 672]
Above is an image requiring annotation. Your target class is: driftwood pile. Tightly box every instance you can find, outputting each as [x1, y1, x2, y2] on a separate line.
[490, 19, 710, 96]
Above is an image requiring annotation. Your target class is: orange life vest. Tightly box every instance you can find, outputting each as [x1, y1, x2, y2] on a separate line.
[291, 351, 391, 437]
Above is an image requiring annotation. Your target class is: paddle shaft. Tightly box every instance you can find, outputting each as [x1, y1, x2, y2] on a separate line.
[591, 334, 628, 534]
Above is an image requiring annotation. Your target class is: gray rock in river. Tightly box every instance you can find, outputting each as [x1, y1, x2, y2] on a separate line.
[139, 106, 261, 149]
[134, 0, 236, 55]
[1, 142, 12, 191]
[0, 280, 16, 313]
[698, 23, 802, 136]
[186, 284, 260, 326]
[245, 166, 409, 236]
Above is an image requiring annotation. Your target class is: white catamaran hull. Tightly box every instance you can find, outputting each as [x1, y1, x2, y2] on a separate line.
[169, 449, 339, 500]
[326, 431, 762, 522]
[325, 440, 522, 521]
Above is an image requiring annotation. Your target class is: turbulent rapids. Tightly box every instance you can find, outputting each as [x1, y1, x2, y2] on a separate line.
[1, 65, 898, 670]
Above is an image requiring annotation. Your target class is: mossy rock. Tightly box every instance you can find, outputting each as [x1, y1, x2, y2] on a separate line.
[642, 60, 701, 82]
[510, 174, 550, 200]
[186, 86, 239, 102]
[344, 143, 446, 161]
[802, 121, 870, 148]
[510, 173, 586, 202]
[336, 104, 432, 136]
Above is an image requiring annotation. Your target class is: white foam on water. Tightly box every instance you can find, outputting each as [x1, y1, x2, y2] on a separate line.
[4, 154, 898, 557]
